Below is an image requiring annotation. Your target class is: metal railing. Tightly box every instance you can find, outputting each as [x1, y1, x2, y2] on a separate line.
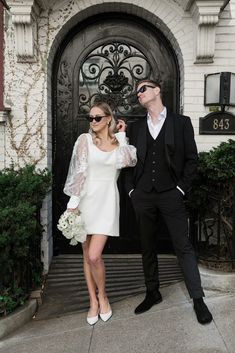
[189, 189, 235, 270]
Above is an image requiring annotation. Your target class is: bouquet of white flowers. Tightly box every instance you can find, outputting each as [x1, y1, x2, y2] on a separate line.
[57, 210, 87, 245]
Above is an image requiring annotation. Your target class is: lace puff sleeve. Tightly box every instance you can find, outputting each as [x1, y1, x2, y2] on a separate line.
[63, 134, 88, 208]
[115, 132, 137, 169]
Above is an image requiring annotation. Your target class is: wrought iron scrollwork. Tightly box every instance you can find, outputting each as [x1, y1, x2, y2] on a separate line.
[78, 42, 153, 116]
[195, 183, 235, 270]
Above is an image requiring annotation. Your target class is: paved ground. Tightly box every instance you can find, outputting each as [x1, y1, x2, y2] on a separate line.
[0, 281, 234, 353]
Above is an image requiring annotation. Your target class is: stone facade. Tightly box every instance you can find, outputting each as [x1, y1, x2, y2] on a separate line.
[1, 0, 235, 271]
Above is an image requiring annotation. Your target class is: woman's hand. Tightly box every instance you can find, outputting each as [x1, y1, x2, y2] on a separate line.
[67, 208, 81, 215]
[116, 119, 127, 132]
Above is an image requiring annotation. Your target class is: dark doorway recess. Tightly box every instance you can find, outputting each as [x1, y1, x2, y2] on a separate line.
[52, 13, 179, 254]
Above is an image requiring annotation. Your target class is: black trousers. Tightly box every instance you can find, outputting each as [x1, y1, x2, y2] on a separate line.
[131, 188, 204, 299]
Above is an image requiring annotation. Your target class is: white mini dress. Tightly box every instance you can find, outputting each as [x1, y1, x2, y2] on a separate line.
[63, 132, 136, 237]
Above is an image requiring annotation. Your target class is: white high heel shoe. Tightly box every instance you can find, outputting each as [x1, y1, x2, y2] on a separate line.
[99, 304, 112, 322]
[86, 314, 99, 326]
[87, 306, 99, 326]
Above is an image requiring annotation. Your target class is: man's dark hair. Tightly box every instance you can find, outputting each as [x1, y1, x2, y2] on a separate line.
[136, 79, 162, 90]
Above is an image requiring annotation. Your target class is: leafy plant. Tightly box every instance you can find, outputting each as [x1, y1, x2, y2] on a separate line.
[0, 165, 51, 315]
[188, 139, 235, 268]
[0, 286, 26, 316]
[189, 139, 235, 211]
[198, 139, 235, 181]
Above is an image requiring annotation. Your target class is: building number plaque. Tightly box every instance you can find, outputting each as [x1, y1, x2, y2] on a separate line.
[199, 111, 235, 135]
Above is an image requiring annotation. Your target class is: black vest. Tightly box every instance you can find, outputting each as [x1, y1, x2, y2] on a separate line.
[137, 123, 176, 192]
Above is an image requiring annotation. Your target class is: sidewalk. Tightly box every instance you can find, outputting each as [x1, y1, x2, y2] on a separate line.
[0, 281, 234, 353]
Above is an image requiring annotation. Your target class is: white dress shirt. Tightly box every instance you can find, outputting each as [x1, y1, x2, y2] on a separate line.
[147, 107, 167, 139]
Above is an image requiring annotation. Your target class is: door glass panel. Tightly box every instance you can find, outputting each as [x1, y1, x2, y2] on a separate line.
[78, 42, 151, 118]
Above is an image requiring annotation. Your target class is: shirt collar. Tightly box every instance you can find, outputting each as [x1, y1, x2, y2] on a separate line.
[147, 107, 167, 123]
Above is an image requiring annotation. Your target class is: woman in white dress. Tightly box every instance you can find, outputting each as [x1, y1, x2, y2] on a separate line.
[63, 102, 137, 325]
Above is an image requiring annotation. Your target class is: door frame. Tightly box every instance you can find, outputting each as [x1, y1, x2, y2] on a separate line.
[52, 13, 180, 254]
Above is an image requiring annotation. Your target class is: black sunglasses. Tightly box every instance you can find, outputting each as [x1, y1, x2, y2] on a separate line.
[86, 115, 107, 122]
[136, 84, 156, 95]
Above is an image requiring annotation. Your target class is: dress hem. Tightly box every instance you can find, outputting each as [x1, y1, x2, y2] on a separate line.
[86, 232, 119, 237]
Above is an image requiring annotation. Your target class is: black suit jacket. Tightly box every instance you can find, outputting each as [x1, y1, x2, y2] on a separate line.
[124, 111, 198, 195]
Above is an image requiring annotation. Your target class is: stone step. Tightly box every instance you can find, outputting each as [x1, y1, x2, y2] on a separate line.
[47, 271, 182, 283]
[35, 254, 183, 320]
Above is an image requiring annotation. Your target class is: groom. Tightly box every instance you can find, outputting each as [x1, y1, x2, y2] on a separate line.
[124, 79, 212, 324]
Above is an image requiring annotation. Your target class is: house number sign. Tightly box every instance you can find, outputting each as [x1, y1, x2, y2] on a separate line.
[199, 111, 235, 134]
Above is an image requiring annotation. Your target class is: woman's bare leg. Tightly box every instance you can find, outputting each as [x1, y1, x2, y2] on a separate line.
[82, 236, 99, 317]
[88, 235, 110, 313]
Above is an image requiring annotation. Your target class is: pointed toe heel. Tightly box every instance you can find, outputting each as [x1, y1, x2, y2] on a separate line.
[86, 314, 99, 326]
[100, 307, 112, 322]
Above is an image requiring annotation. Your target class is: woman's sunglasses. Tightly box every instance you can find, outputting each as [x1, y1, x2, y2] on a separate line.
[86, 115, 107, 122]
[136, 84, 156, 95]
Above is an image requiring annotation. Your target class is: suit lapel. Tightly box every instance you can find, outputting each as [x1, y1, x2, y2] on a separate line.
[164, 112, 176, 177]
[136, 118, 147, 164]
[164, 112, 175, 154]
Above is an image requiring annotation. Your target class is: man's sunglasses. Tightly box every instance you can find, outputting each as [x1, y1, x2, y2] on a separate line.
[136, 84, 156, 95]
[86, 115, 107, 122]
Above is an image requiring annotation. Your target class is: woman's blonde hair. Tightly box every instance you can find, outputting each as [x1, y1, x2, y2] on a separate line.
[89, 102, 118, 146]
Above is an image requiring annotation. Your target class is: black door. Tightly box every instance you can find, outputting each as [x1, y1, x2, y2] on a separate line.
[52, 14, 179, 254]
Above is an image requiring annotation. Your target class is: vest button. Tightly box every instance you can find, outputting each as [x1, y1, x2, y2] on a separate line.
[152, 178, 155, 182]
[152, 151, 156, 155]
[152, 161, 156, 164]
[152, 170, 155, 173]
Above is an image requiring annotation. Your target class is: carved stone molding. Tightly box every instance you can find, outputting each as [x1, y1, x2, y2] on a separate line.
[36, 0, 48, 10]
[189, 0, 229, 63]
[8, 0, 40, 62]
[6, 0, 229, 64]
[177, 0, 195, 11]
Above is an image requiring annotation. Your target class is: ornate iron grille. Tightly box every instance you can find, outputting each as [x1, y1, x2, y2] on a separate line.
[78, 42, 153, 117]
[190, 185, 235, 271]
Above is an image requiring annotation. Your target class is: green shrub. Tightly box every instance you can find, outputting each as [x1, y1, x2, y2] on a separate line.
[189, 139, 235, 267]
[198, 139, 235, 181]
[189, 139, 235, 213]
[0, 165, 51, 315]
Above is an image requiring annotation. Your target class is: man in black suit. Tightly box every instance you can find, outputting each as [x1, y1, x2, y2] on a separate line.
[124, 79, 212, 324]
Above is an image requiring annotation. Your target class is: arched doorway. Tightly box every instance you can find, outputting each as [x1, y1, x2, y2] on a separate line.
[52, 13, 179, 254]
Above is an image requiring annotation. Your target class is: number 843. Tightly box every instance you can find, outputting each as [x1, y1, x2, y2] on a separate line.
[213, 118, 230, 130]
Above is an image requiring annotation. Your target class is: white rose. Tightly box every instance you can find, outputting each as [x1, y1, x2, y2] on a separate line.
[70, 238, 78, 246]
[58, 221, 67, 230]
[63, 230, 73, 239]
[74, 233, 82, 241]
[68, 217, 75, 225]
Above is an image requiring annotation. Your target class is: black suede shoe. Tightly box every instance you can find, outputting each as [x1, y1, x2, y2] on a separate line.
[193, 298, 213, 324]
[135, 290, 162, 314]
